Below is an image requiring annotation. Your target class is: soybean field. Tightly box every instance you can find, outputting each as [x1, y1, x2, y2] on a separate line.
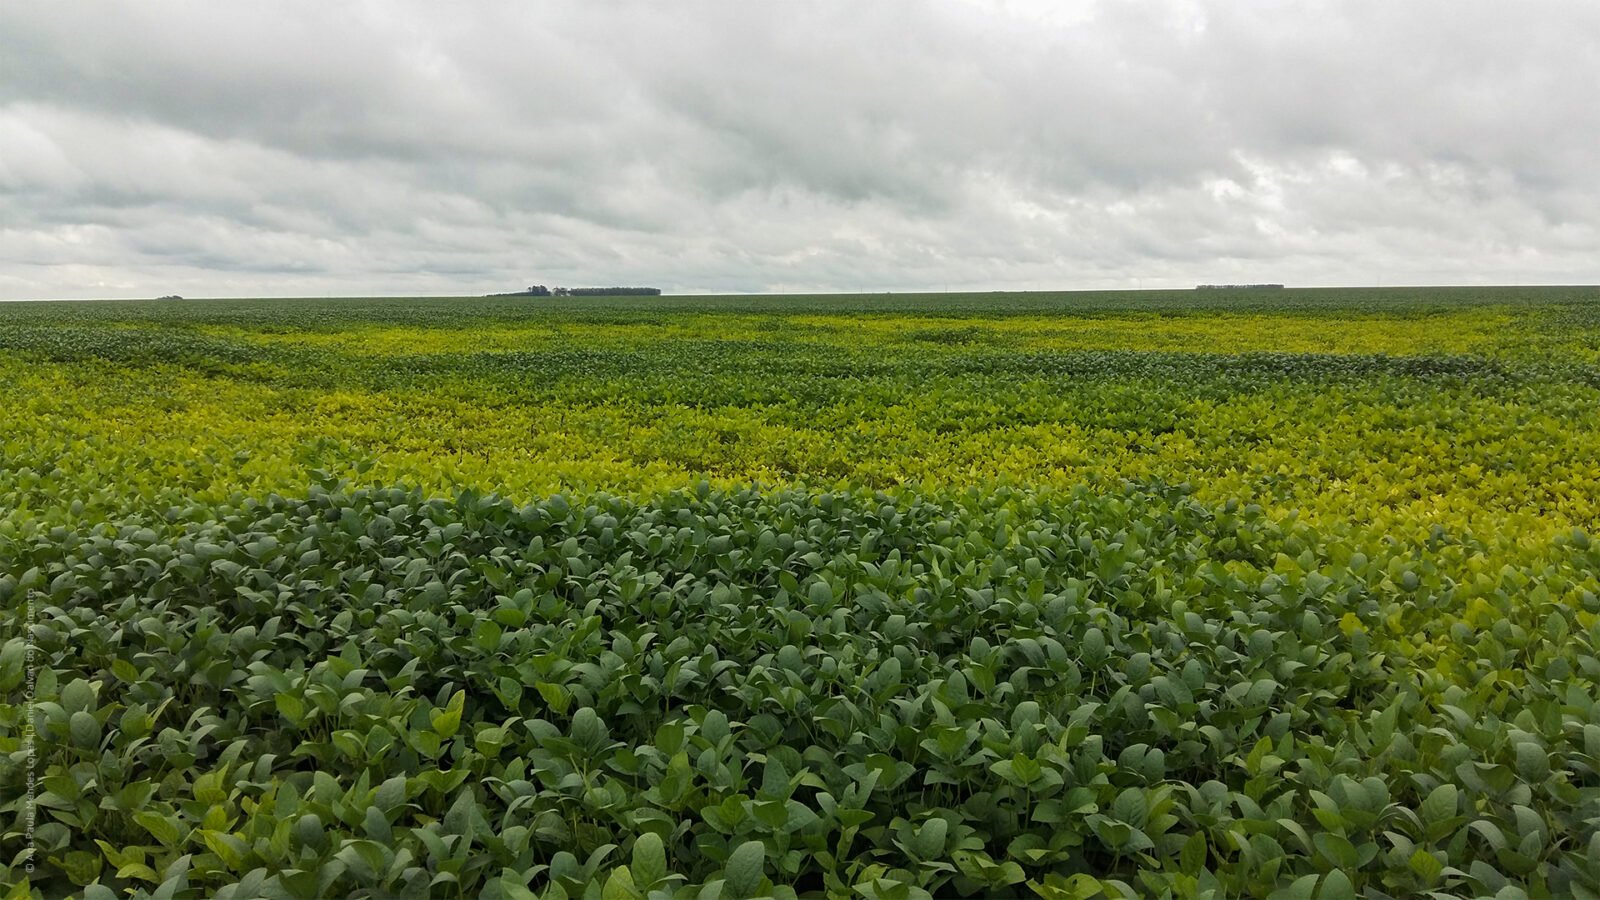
[3, 287, 1600, 899]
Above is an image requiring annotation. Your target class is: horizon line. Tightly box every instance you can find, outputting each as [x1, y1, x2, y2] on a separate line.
[5, 283, 1600, 304]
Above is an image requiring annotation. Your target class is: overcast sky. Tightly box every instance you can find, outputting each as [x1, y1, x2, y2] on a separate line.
[2, 1, 1597, 299]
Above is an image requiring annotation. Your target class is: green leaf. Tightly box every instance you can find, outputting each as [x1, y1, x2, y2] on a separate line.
[1420, 783, 1457, 825]
[657, 752, 693, 807]
[536, 681, 572, 715]
[69, 710, 101, 749]
[1313, 832, 1359, 869]
[497, 676, 524, 709]
[374, 774, 409, 811]
[62, 678, 96, 714]
[784, 800, 819, 834]
[753, 799, 788, 830]
[1111, 788, 1145, 825]
[0, 640, 24, 693]
[199, 830, 250, 870]
[1317, 870, 1355, 900]
[1469, 820, 1509, 852]
[431, 690, 466, 739]
[631, 832, 667, 890]
[1514, 742, 1550, 782]
[808, 581, 833, 607]
[112, 657, 141, 683]
[134, 811, 183, 847]
[443, 789, 480, 840]
[1179, 832, 1206, 874]
[571, 707, 608, 751]
[1408, 848, 1443, 883]
[724, 840, 766, 898]
[601, 867, 638, 900]
[106, 780, 156, 813]
[909, 818, 948, 859]
[335, 840, 390, 881]
[275, 693, 305, 725]
[1267, 874, 1319, 900]
[60, 849, 104, 886]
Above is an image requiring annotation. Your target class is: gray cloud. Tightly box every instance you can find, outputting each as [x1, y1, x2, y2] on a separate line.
[1, 0, 1597, 299]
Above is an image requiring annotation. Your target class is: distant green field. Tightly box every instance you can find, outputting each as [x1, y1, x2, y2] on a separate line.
[3, 288, 1600, 898]
[4, 287, 1600, 535]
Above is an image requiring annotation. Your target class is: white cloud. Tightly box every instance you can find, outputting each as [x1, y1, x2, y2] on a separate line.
[0, 1, 1596, 298]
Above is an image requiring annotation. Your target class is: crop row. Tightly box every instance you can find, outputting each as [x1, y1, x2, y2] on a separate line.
[4, 286, 1599, 326]
[3, 479, 1599, 897]
[3, 326, 1599, 547]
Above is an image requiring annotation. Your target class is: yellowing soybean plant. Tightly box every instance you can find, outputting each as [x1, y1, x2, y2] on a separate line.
[3, 287, 1600, 899]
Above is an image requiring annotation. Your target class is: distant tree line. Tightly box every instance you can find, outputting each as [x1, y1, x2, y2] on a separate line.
[486, 285, 661, 297]
[486, 285, 551, 297]
[1195, 284, 1285, 290]
[565, 287, 661, 296]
